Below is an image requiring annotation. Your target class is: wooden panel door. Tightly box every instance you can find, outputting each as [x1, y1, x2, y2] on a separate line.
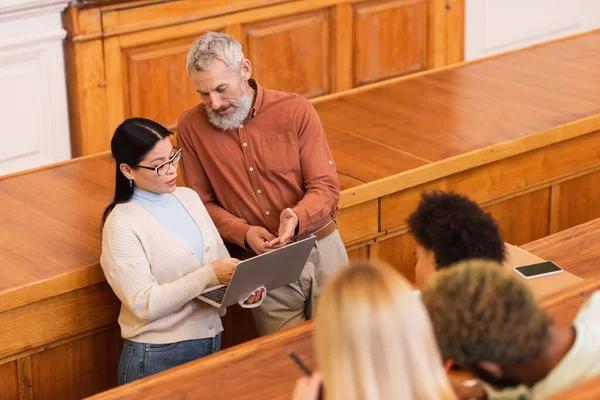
[242, 9, 331, 98]
[354, 0, 427, 85]
[123, 35, 202, 131]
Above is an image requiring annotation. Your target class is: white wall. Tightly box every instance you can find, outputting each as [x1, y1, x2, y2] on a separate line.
[465, 0, 600, 60]
[0, 0, 71, 176]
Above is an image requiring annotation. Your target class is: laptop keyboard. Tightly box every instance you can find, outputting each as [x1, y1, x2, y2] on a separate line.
[202, 286, 228, 303]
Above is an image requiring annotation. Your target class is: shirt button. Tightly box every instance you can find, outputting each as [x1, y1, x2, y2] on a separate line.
[239, 124, 243, 129]
[209, 325, 214, 330]
[257, 189, 262, 194]
[243, 143, 248, 147]
[205, 247, 210, 252]
[249, 167, 254, 172]
[265, 211, 270, 215]
[329, 160, 333, 165]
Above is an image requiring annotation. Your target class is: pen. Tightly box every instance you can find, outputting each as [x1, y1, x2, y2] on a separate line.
[288, 351, 313, 376]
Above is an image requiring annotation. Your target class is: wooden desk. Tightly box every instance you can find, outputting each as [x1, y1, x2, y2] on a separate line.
[85, 219, 600, 400]
[2, 31, 600, 398]
[545, 374, 600, 400]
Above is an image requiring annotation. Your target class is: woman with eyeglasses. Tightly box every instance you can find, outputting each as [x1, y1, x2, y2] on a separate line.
[100, 118, 264, 385]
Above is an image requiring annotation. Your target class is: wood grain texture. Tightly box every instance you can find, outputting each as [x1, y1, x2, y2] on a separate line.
[523, 218, 600, 281]
[483, 189, 551, 246]
[371, 232, 418, 282]
[0, 361, 18, 400]
[347, 244, 369, 261]
[85, 222, 600, 400]
[65, 0, 464, 156]
[378, 130, 600, 232]
[243, 9, 331, 98]
[427, 0, 464, 67]
[30, 328, 121, 399]
[63, 7, 111, 155]
[0, 283, 120, 362]
[124, 35, 203, 130]
[557, 169, 600, 232]
[354, 0, 427, 85]
[17, 357, 33, 400]
[336, 200, 379, 244]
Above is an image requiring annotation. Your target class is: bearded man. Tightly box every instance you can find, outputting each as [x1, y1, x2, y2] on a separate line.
[177, 32, 348, 336]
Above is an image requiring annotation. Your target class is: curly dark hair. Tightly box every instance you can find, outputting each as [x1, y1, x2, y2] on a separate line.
[406, 191, 506, 268]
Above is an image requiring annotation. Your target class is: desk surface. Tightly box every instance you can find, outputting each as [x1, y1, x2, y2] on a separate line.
[86, 218, 600, 400]
[2, 30, 600, 314]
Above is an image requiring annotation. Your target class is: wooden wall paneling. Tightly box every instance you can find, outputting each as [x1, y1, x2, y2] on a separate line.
[63, 8, 111, 156]
[337, 199, 380, 244]
[353, 0, 427, 86]
[370, 231, 417, 282]
[482, 188, 551, 246]
[379, 130, 600, 232]
[30, 327, 121, 399]
[223, 24, 244, 43]
[0, 361, 19, 400]
[549, 183, 561, 235]
[17, 357, 33, 400]
[346, 244, 370, 261]
[0, 283, 120, 361]
[123, 35, 203, 131]
[242, 9, 332, 98]
[331, 3, 354, 92]
[557, 169, 600, 232]
[104, 36, 127, 145]
[427, 0, 465, 67]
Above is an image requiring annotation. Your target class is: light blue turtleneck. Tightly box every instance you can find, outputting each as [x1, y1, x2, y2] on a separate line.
[132, 188, 204, 265]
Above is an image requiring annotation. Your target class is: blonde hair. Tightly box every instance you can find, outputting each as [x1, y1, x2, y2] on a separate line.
[315, 261, 457, 400]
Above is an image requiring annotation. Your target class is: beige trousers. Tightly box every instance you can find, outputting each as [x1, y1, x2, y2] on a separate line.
[251, 229, 349, 336]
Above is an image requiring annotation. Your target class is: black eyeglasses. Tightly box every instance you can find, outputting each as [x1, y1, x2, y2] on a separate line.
[136, 147, 182, 176]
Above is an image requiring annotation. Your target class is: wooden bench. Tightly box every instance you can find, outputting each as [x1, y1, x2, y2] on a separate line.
[85, 219, 600, 399]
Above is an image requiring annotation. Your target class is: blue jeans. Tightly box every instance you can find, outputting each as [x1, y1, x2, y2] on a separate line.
[118, 334, 221, 385]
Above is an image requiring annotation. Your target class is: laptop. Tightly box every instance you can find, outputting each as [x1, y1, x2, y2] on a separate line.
[198, 236, 317, 308]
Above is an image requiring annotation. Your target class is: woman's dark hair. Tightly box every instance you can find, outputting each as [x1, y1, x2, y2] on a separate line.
[101, 118, 172, 227]
[406, 191, 506, 268]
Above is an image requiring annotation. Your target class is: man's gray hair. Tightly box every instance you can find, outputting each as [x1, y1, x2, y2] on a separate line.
[186, 32, 244, 75]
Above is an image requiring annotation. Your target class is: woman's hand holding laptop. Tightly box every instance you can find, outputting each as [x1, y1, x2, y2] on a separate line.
[211, 258, 240, 284]
[210, 258, 265, 305]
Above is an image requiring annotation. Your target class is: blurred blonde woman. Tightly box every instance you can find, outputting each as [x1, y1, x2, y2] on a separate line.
[292, 261, 457, 400]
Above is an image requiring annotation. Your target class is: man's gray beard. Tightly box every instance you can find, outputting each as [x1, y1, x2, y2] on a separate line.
[205, 91, 253, 131]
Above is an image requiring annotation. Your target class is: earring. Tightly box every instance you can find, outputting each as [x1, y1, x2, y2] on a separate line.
[129, 179, 133, 188]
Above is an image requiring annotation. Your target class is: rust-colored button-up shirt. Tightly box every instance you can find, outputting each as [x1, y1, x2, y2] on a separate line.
[177, 80, 340, 248]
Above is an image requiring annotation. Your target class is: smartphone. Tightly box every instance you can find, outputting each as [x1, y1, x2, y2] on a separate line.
[514, 261, 563, 279]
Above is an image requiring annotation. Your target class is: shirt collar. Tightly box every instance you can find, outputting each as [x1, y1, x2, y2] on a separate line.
[132, 187, 171, 206]
[249, 78, 263, 119]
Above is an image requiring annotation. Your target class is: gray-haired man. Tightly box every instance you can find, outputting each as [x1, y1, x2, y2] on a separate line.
[177, 32, 349, 336]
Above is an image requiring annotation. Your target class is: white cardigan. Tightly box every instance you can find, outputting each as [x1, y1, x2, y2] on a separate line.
[101, 187, 228, 344]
